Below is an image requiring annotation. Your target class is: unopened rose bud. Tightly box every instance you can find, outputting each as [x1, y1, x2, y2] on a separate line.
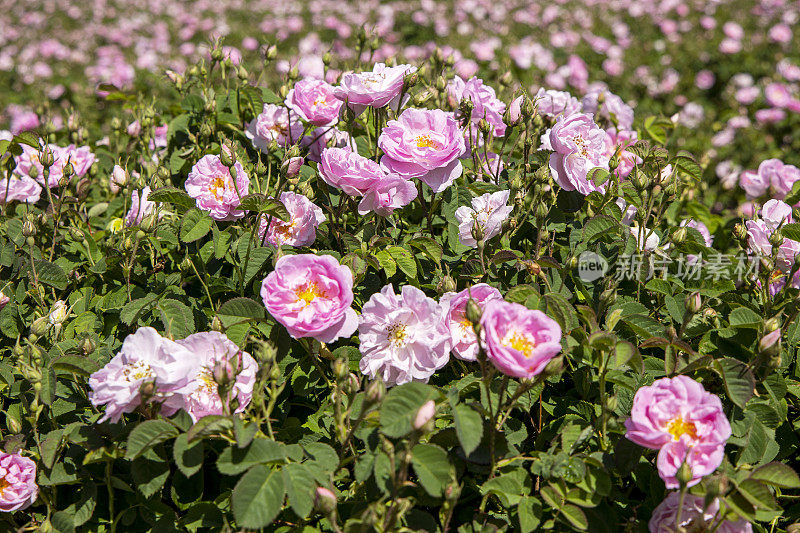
[211, 47, 224, 62]
[139, 381, 156, 402]
[672, 227, 687, 244]
[288, 66, 299, 81]
[314, 487, 337, 515]
[7, 414, 22, 434]
[437, 275, 456, 294]
[237, 65, 249, 81]
[346, 373, 360, 394]
[769, 230, 784, 247]
[22, 220, 36, 237]
[332, 358, 348, 381]
[471, 221, 485, 243]
[542, 355, 564, 377]
[413, 89, 434, 106]
[213, 359, 234, 387]
[521, 96, 535, 119]
[257, 341, 278, 365]
[478, 118, 492, 137]
[732, 223, 747, 244]
[127, 120, 142, 137]
[48, 300, 68, 325]
[685, 292, 702, 314]
[759, 328, 781, 357]
[179, 257, 193, 272]
[322, 52, 332, 65]
[676, 461, 693, 487]
[413, 400, 436, 430]
[109, 165, 128, 193]
[403, 72, 419, 91]
[265, 45, 278, 60]
[40, 147, 55, 168]
[31, 317, 49, 337]
[282, 156, 304, 179]
[220, 145, 236, 167]
[465, 298, 482, 325]
[505, 95, 523, 127]
[210, 316, 223, 332]
[80, 337, 96, 355]
[365, 379, 385, 405]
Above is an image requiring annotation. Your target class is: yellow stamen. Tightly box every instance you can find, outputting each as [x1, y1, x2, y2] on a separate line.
[415, 134, 442, 149]
[667, 416, 698, 441]
[505, 332, 536, 358]
[295, 282, 325, 306]
[387, 322, 408, 346]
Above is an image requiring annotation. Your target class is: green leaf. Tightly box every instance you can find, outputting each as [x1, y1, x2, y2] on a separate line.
[119, 293, 160, 325]
[781, 223, 800, 242]
[411, 443, 450, 497]
[157, 299, 195, 339]
[217, 439, 286, 476]
[560, 503, 589, 530]
[282, 463, 316, 519]
[387, 246, 417, 279]
[518, 496, 542, 533]
[453, 403, 483, 455]
[750, 462, 800, 488]
[31, 260, 68, 290]
[231, 465, 285, 529]
[729, 307, 761, 328]
[147, 187, 196, 210]
[712, 357, 755, 408]
[125, 420, 179, 460]
[187, 415, 234, 442]
[173, 433, 204, 478]
[380, 382, 439, 438]
[374, 249, 396, 277]
[409, 236, 443, 265]
[238, 194, 289, 220]
[673, 151, 702, 181]
[582, 215, 618, 243]
[217, 297, 266, 328]
[481, 470, 531, 507]
[736, 479, 778, 510]
[180, 208, 213, 243]
[51, 355, 101, 376]
[783, 182, 800, 207]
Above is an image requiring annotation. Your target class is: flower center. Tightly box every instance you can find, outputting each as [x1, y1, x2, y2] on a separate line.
[572, 135, 590, 157]
[295, 282, 325, 306]
[122, 360, 155, 383]
[210, 176, 228, 200]
[387, 322, 408, 347]
[503, 331, 536, 357]
[667, 416, 698, 441]
[415, 134, 442, 149]
[0, 477, 8, 496]
[362, 72, 387, 86]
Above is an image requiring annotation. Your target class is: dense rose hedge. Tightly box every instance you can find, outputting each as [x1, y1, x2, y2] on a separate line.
[0, 0, 800, 531]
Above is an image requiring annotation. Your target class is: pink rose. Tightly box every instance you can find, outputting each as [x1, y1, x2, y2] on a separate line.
[0, 453, 38, 512]
[89, 327, 195, 423]
[258, 191, 325, 247]
[625, 375, 731, 488]
[358, 284, 451, 386]
[413, 400, 436, 430]
[109, 164, 128, 193]
[124, 186, 155, 227]
[285, 78, 342, 127]
[769, 23, 792, 44]
[185, 154, 250, 221]
[446, 76, 506, 137]
[746, 199, 800, 272]
[260, 254, 358, 343]
[547, 113, 611, 195]
[454, 190, 513, 247]
[581, 87, 634, 129]
[334, 63, 416, 114]
[14, 144, 65, 188]
[319, 147, 384, 197]
[604, 128, 641, 178]
[479, 299, 562, 378]
[246, 104, 304, 151]
[758, 158, 800, 200]
[440, 284, 503, 361]
[649, 492, 752, 533]
[172, 332, 257, 422]
[62, 144, 95, 177]
[533, 88, 582, 119]
[357, 175, 417, 217]
[0, 176, 41, 204]
[379, 108, 466, 193]
[765, 83, 793, 108]
[739, 169, 768, 198]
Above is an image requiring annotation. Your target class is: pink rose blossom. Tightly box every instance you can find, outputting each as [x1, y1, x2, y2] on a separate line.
[649, 492, 752, 533]
[379, 108, 466, 193]
[185, 154, 250, 221]
[746, 199, 800, 272]
[303, 127, 356, 163]
[765, 83, 793, 108]
[173, 332, 257, 422]
[769, 23, 793, 44]
[758, 158, 800, 200]
[260, 254, 358, 343]
[259, 191, 325, 247]
[604, 128, 641, 178]
[124, 186, 155, 227]
[14, 144, 65, 188]
[625, 375, 731, 488]
[62, 144, 95, 177]
[479, 299, 562, 378]
[358, 175, 417, 217]
[0, 453, 38, 512]
[446, 76, 506, 137]
[285, 78, 342, 127]
[89, 327, 195, 423]
[440, 284, 503, 361]
[695, 70, 715, 90]
[319, 147, 383, 197]
[681, 219, 713, 247]
[0, 175, 41, 204]
[740, 169, 767, 198]
[358, 284, 450, 386]
[246, 104, 304, 151]
[581, 88, 634, 129]
[533, 88, 582, 119]
[334, 63, 416, 114]
[755, 108, 786, 124]
[454, 190, 513, 247]
[546, 113, 611, 195]
[7, 105, 39, 135]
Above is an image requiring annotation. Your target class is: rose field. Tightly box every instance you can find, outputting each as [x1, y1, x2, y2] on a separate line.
[2, 0, 800, 531]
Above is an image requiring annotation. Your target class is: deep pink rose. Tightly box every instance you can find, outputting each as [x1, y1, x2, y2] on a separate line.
[357, 175, 418, 217]
[319, 147, 383, 197]
[286, 78, 342, 127]
[260, 254, 358, 343]
[479, 299, 563, 378]
[379, 108, 466, 193]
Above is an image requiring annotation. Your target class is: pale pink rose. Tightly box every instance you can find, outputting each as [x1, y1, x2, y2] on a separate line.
[358, 284, 451, 386]
[695, 70, 715, 90]
[740, 169, 767, 198]
[454, 59, 479, 80]
[649, 492, 752, 533]
[439, 284, 503, 361]
[0, 176, 41, 204]
[746, 199, 800, 272]
[778, 59, 800, 82]
[454, 190, 513, 247]
[379, 108, 466, 193]
[0, 453, 38, 512]
[722, 22, 744, 40]
[127, 120, 142, 137]
[758, 158, 800, 200]
[319, 147, 383, 197]
[547, 113, 611, 195]
[769, 23, 793, 44]
[755, 108, 786, 124]
[719, 38, 742, 54]
[735, 86, 760, 105]
[533, 88, 582, 119]
[259, 191, 325, 247]
[630, 225, 661, 251]
[260, 254, 358, 343]
[246, 104, 304, 151]
[357, 175, 417, 217]
[172, 332, 257, 422]
[285, 78, 342, 127]
[124, 186, 155, 227]
[109, 164, 127, 193]
[680, 219, 713, 247]
[479, 299, 562, 378]
[625, 375, 731, 488]
[413, 400, 436, 430]
[765, 83, 793, 108]
[334, 63, 416, 114]
[446, 76, 506, 137]
[185, 154, 250, 221]
[88, 327, 195, 423]
[7, 105, 39, 135]
[0, 291, 9, 311]
[581, 88, 634, 129]
[14, 144, 65, 188]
